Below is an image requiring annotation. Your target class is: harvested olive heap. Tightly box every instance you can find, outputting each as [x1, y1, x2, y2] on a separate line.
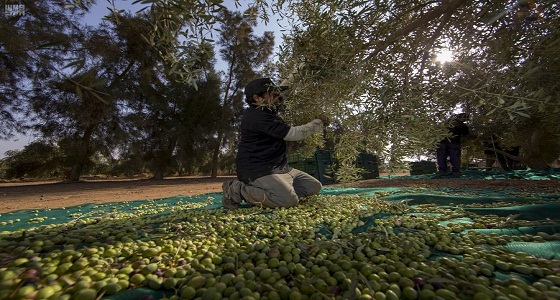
[1, 192, 560, 300]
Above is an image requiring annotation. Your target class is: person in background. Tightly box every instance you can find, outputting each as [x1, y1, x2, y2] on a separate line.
[221, 77, 328, 210]
[436, 113, 472, 176]
[483, 134, 520, 171]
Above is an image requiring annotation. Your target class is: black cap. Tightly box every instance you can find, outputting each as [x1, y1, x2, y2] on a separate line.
[454, 112, 470, 119]
[244, 78, 289, 101]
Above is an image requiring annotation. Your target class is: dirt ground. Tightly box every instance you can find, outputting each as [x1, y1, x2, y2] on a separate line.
[0, 174, 558, 213]
[0, 176, 236, 213]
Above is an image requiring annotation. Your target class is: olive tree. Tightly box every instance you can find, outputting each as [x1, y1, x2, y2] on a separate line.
[130, 0, 560, 175]
[275, 0, 559, 173]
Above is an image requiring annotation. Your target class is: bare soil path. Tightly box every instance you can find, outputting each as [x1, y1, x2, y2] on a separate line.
[0, 176, 235, 213]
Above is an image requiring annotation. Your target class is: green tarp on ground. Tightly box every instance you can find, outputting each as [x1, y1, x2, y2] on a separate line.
[2, 169, 558, 232]
[384, 168, 560, 180]
[1, 169, 559, 300]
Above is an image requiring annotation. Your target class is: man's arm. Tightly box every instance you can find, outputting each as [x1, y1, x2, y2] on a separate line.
[283, 119, 324, 141]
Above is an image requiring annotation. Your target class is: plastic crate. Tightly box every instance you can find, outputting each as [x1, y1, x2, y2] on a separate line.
[315, 150, 336, 185]
[288, 150, 380, 184]
[356, 153, 380, 179]
[409, 161, 437, 175]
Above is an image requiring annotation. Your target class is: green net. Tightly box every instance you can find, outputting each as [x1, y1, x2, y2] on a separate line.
[0, 195, 219, 232]
[390, 168, 560, 180]
[498, 241, 560, 260]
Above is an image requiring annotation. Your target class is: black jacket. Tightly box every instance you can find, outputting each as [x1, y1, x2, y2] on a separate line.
[235, 106, 291, 182]
[440, 118, 470, 145]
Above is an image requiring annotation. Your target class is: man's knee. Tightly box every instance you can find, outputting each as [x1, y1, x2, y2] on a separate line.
[254, 191, 298, 208]
[279, 195, 299, 208]
[306, 181, 322, 196]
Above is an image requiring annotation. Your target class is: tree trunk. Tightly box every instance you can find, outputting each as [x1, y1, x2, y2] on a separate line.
[210, 130, 224, 178]
[68, 125, 96, 182]
[151, 150, 166, 180]
[152, 167, 165, 180]
[151, 139, 177, 180]
[210, 55, 237, 179]
[522, 129, 550, 171]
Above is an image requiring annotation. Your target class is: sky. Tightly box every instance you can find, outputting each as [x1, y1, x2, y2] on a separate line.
[0, 0, 286, 159]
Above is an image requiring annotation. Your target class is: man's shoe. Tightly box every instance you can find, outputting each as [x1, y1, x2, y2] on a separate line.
[222, 181, 240, 210]
[452, 171, 463, 177]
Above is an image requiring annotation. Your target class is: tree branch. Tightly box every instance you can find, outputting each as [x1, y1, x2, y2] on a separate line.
[366, 0, 469, 59]
[420, 11, 453, 71]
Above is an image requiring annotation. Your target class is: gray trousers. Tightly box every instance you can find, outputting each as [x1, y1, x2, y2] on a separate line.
[224, 168, 322, 208]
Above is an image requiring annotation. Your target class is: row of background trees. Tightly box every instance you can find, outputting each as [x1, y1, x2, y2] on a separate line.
[1, 0, 277, 181]
[1, 0, 559, 182]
